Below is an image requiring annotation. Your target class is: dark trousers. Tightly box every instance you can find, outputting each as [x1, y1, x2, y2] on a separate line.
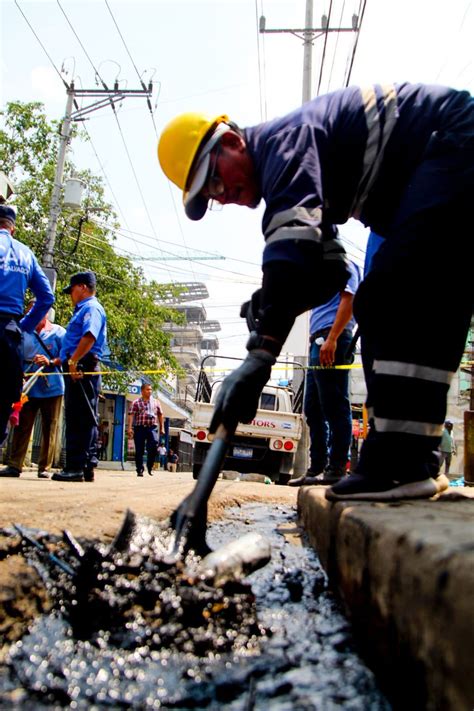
[8, 395, 63, 472]
[133, 425, 158, 473]
[304, 330, 353, 472]
[0, 318, 23, 444]
[64, 356, 100, 473]
[356, 100, 474, 482]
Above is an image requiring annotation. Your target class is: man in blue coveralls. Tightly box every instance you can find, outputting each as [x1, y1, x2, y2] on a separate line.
[0, 204, 54, 446]
[158, 83, 474, 502]
[52, 271, 108, 483]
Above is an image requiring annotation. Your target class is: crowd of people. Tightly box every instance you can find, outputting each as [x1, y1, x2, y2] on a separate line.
[0, 203, 178, 481]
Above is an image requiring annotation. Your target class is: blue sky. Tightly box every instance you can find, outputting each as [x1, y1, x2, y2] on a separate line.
[1, 0, 473, 358]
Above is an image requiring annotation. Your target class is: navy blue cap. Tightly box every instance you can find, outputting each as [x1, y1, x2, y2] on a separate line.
[0, 205, 17, 223]
[62, 271, 97, 294]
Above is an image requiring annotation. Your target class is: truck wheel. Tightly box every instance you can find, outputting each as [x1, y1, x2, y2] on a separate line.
[278, 473, 291, 486]
[192, 463, 201, 480]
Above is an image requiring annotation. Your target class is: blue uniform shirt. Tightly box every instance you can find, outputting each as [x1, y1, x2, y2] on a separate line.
[60, 296, 108, 361]
[310, 259, 361, 335]
[24, 323, 66, 398]
[0, 228, 54, 332]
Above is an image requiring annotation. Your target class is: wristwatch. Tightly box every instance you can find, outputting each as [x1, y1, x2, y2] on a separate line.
[68, 358, 78, 367]
[246, 331, 281, 358]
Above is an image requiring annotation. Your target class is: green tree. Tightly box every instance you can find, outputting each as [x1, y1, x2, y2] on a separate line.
[0, 101, 183, 389]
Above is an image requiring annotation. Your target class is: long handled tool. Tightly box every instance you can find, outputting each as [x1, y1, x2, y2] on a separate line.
[165, 423, 234, 564]
[9, 366, 45, 427]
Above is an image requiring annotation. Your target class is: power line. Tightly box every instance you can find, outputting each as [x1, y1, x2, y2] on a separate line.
[14, 1, 69, 90]
[325, 0, 347, 93]
[92, 218, 262, 268]
[344, 0, 367, 87]
[56, 0, 174, 281]
[316, 0, 333, 96]
[103, 0, 202, 287]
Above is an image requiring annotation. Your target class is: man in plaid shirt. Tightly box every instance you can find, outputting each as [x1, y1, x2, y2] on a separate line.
[127, 383, 164, 477]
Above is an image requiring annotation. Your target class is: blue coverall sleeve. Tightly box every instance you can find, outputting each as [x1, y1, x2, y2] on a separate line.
[20, 258, 55, 333]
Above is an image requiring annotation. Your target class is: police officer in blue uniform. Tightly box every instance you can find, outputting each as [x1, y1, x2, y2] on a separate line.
[0, 204, 54, 444]
[159, 83, 474, 502]
[52, 271, 108, 483]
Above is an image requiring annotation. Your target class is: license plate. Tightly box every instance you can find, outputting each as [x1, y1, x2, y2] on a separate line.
[233, 446, 253, 459]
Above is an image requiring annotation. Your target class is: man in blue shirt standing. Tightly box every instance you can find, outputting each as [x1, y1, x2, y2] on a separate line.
[158, 82, 474, 501]
[0, 300, 65, 478]
[290, 260, 361, 487]
[52, 271, 108, 483]
[0, 204, 54, 445]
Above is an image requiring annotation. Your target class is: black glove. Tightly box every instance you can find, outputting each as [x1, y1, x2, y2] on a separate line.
[209, 350, 276, 433]
[240, 288, 262, 332]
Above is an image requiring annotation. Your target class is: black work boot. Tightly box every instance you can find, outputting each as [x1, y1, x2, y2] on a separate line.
[288, 468, 324, 487]
[52, 470, 84, 482]
[314, 465, 346, 485]
[0, 466, 21, 478]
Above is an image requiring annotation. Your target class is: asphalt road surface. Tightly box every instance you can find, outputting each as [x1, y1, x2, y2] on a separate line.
[0, 466, 297, 542]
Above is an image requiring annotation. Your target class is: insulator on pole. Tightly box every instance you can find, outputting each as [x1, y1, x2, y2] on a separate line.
[259, 15, 266, 32]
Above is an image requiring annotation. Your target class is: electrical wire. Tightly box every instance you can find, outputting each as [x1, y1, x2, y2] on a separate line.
[316, 0, 333, 96]
[56, 0, 174, 280]
[14, 1, 69, 90]
[104, 0, 204, 290]
[325, 0, 347, 93]
[344, 0, 367, 87]
[92, 218, 262, 268]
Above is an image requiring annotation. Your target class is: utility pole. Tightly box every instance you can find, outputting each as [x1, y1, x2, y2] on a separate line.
[260, 0, 359, 102]
[43, 81, 152, 290]
[259, 0, 359, 475]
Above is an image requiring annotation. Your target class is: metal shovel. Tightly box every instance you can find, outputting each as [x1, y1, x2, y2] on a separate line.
[165, 423, 233, 563]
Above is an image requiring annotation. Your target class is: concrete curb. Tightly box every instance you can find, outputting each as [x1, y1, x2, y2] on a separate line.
[297, 485, 474, 710]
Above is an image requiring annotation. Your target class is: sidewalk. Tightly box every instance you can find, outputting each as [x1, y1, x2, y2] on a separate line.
[297, 484, 474, 710]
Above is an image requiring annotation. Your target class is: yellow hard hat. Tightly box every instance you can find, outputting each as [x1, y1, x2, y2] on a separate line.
[158, 112, 229, 192]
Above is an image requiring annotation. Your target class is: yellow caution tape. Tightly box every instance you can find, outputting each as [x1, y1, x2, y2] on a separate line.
[23, 360, 473, 378]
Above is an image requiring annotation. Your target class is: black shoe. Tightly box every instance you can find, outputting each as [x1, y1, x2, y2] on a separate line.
[288, 470, 323, 487]
[0, 466, 21, 478]
[84, 470, 95, 482]
[51, 470, 84, 482]
[313, 466, 346, 485]
[137, 469, 144, 477]
[148, 470, 153, 476]
[326, 472, 450, 502]
[37, 470, 50, 479]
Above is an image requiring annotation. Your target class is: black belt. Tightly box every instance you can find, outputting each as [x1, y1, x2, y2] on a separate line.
[309, 327, 331, 344]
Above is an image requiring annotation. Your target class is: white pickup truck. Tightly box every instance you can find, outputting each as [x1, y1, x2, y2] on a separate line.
[192, 363, 304, 485]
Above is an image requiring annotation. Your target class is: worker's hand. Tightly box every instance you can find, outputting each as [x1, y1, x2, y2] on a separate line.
[319, 336, 337, 367]
[209, 350, 275, 433]
[33, 354, 50, 366]
[69, 362, 84, 381]
[127, 428, 134, 439]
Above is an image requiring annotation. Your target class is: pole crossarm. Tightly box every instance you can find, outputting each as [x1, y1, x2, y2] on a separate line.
[42, 83, 153, 286]
[261, 26, 356, 35]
